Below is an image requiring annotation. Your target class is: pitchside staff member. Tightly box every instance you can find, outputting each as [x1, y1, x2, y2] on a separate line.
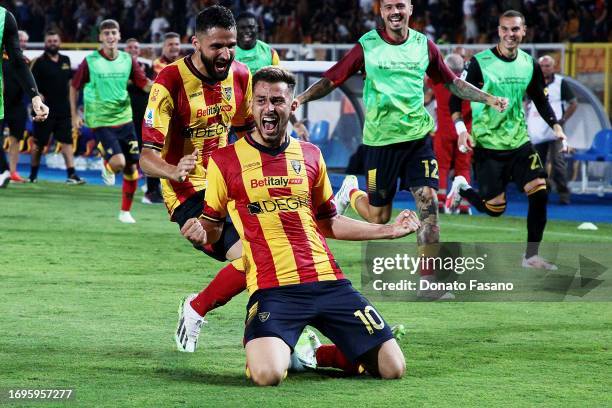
[0, 6, 48, 188]
[527, 55, 576, 205]
[29, 30, 85, 184]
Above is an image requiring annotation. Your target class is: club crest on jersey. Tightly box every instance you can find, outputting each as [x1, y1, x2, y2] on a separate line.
[290, 160, 301, 174]
[223, 86, 233, 100]
[258, 312, 270, 322]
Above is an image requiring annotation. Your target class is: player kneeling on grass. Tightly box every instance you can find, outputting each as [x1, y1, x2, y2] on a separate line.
[181, 67, 419, 385]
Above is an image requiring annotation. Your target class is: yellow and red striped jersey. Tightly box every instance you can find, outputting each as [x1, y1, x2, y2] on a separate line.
[142, 56, 254, 216]
[202, 134, 343, 294]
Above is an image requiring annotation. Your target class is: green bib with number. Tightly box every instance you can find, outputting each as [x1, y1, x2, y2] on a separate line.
[471, 48, 534, 150]
[83, 50, 133, 128]
[359, 29, 433, 146]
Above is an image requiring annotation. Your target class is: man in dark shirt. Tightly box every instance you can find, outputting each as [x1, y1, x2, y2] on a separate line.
[0, 7, 48, 188]
[2, 29, 30, 183]
[29, 30, 84, 184]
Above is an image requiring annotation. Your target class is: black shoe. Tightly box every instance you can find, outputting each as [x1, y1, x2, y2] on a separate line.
[66, 174, 86, 185]
[29, 176, 37, 183]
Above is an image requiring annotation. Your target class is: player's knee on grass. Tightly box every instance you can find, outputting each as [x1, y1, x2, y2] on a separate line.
[245, 337, 291, 386]
[358, 339, 405, 379]
[247, 365, 287, 386]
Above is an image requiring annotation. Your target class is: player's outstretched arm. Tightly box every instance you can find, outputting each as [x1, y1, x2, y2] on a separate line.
[140, 148, 197, 182]
[296, 78, 336, 106]
[447, 77, 508, 113]
[180, 217, 223, 247]
[316, 210, 420, 241]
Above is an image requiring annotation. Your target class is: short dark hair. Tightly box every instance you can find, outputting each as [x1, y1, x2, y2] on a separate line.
[500, 10, 525, 24]
[195, 5, 236, 35]
[44, 30, 59, 38]
[236, 11, 258, 23]
[163, 32, 180, 42]
[252, 66, 296, 92]
[99, 19, 120, 32]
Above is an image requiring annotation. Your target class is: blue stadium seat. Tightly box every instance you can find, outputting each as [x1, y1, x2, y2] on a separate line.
[572, 129, 612, 192]
[308, 120, 330, 146]
[573, 129, 612, 162]
[290, 120, 330, 145]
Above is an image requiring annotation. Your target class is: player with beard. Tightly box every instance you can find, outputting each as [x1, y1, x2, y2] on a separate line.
[141, 10, 373, 373]
[70, 19, 152, 223]
[180, 66, 420, 385]
[140, 6, 255, 353]
[29, 31, 85, 184]
[296, 0, 506, 296]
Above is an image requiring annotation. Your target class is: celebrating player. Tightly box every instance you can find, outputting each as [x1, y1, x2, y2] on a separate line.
[0, 7, 48, 188]
[181, 66, 420, 385]
[139, 5, 254, 352]
[234, 11, 308, 140]
[29, 31, 85, 184]
[296, 0, 506, 291]
[70, 19, 152, 223]
[447, 10, 567, 270]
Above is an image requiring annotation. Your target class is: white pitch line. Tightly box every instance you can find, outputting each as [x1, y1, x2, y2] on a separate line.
[442, 221, 612, 241]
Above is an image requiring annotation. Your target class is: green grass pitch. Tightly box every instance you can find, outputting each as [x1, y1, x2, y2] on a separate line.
[1, 182, 610, 407]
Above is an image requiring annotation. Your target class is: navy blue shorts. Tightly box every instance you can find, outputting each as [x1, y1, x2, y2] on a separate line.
[363, 135, 439, 206]
[94, 122, 140, 163]
[474, 142, 547, 200]
[244, 280, 394, 362]
[172, 190, 240, 262]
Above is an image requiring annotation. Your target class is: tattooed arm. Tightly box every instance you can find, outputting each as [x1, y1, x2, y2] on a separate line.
[410, 187, 440, 246]
[296, 78, 336, 105]
[447, 77, 507, 112]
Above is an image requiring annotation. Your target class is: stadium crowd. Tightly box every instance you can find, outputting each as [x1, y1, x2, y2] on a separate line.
[5, 0, 609, 44]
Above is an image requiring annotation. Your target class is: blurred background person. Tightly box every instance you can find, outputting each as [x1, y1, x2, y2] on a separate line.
[527, 55, 577, 205]
[29, 30, 85, 184]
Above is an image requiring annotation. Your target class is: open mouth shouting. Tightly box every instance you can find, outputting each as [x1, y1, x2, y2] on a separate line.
[261, 114, 279, 135]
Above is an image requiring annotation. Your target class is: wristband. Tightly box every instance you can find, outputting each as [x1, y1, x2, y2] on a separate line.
[454, 120, 467, 135]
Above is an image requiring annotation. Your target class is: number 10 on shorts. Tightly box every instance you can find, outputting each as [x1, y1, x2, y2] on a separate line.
[354, 306, 385, 334]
